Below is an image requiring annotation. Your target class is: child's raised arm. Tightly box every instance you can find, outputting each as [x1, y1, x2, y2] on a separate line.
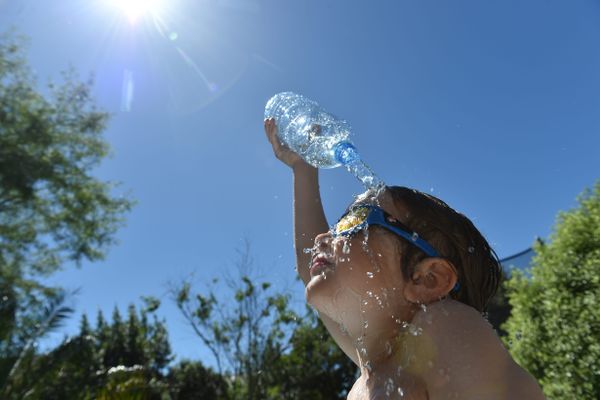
[264, 117, 360, 365]
[264, 118, 328, 282]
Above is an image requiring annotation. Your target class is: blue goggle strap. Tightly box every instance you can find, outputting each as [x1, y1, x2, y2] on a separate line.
[365, 209, 440, 258]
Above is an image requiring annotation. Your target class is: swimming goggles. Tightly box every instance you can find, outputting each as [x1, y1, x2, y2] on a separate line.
[333, 205, 440, 257]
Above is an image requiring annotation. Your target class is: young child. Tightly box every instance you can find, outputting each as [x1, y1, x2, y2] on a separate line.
[264, 118, 545, 399]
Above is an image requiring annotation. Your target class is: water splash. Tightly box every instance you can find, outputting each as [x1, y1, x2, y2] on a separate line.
[343, 156, 384, 190]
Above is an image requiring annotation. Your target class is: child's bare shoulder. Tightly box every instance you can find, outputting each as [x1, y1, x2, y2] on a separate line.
[410, 300, 545, 399]
[416, 300, 500, 345]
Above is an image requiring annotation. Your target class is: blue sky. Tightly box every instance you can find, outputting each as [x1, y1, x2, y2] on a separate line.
[2, 0, 599, 365]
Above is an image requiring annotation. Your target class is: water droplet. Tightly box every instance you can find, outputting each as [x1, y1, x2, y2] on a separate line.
[420, 303, 427, 312]
[303, 247, 312, 254]
[398, 387, 404, 397]
[366, 271, 374, 278]
[411, 232, 419, 242]
[339, 322, 349, 335]
[381, 288, 389, 301]
[321, 272, 326, 280]
[361, 228, 370, 251]
[385, 341, 392, 355]
[468, 246, 475, 254]
[408, 324, 422, 336]
[363, 320, 369, 329]
[343, 240, 351, 254]
[385, 378, 394, 396]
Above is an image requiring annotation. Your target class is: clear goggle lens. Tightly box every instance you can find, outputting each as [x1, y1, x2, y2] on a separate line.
[334, 207, 369, 235]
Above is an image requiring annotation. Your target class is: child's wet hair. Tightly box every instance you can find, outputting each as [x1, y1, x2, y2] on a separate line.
[385, 186, 502, 313]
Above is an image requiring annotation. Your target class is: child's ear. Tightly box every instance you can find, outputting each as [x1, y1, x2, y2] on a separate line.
[403, 258, 458, 304]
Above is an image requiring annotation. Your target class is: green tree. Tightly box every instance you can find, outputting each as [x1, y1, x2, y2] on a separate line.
[6, 302, 173, 399]
[0, 30, 132, 343]
[272, 308, 357, 400]
[0, 31, 133, 393]
[0, 289, 76, 398]
[504, 182, 600, 399]
[167, 360, 228, 400]
[172, 242, 300, 400]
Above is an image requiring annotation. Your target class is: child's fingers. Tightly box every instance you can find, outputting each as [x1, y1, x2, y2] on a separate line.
[264, 117, 302, 165]
[264, 118, 277, 142]
[264, 118, 284, 150]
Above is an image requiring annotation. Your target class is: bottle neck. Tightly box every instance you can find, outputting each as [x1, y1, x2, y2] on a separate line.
[334, 142, 384, 190]
[334, 141, 359, 165]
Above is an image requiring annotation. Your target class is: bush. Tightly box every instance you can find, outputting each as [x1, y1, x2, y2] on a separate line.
[504, 183, 600, 399]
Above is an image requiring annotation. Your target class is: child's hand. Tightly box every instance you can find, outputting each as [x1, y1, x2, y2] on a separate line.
[264, 117, 311, 170]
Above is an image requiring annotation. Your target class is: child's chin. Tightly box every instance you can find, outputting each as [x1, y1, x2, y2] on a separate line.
[306, 281, 338, 313]
[305, 295, 341, 323]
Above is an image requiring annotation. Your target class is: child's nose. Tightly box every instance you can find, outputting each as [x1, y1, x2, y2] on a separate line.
[314, 231, 332, 249]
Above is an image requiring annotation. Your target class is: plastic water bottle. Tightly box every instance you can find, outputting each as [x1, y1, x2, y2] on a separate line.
[264, 92, 383, 189]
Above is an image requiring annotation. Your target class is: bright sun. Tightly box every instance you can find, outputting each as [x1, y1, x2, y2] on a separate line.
[107, 0, 164, 24]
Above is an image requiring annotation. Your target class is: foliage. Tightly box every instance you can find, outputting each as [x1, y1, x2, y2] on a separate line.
[272, 307, 357, 399]
[504, 182, 600, 399]
[0, 289, 75, 398]
[172, 241, 300, 399]
[167, 360, 228, 400]
[2, 302, 172, 399]
[0, 31, 133, 364]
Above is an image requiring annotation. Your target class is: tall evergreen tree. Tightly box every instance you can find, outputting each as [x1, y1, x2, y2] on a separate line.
[11, 303, 173, 399]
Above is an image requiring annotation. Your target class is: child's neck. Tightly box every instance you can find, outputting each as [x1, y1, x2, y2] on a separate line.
[351, 307, 429, 398]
